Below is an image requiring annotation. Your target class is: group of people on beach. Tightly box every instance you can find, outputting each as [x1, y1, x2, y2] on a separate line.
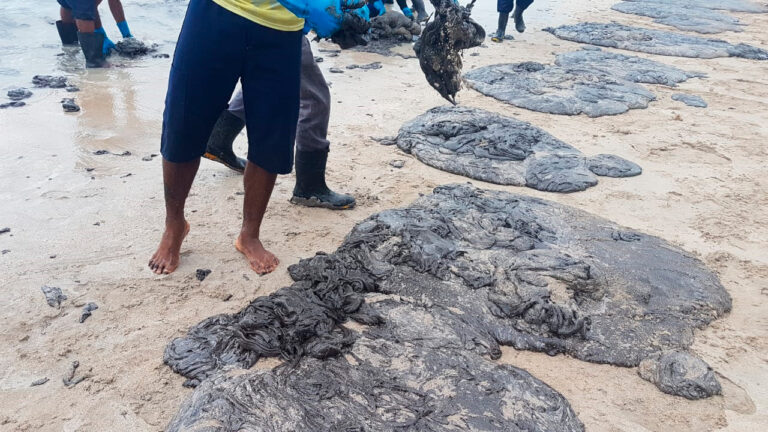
[51, 0, 536, 276]
[55, 0, 133, 67]
[492, 0, 534, 42]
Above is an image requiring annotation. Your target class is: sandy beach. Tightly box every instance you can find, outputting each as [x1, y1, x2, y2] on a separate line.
[0, 0, 767, 430]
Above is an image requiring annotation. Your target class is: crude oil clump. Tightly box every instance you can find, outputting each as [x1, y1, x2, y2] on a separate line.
[415, 0, 485, 104]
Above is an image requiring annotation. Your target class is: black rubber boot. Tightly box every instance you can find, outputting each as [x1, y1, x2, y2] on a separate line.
[203, 110, 247, 173]
[492, 13, 509, 42]
[513, 9, 526, 33]
[77, 31, 106, 68]
[56, 21, 79, 45]
[291, 150, 356, 210]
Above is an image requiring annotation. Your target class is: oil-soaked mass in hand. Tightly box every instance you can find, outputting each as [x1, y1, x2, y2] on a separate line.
[165, 184, 730, 428]
[343, 12, 419, 56]
[546, 22, 768, 59]
[415, 0, 485, 104]
[395, 106, 641, 192]
[330, 10, 373, 50]
[465, 49, 704, 116]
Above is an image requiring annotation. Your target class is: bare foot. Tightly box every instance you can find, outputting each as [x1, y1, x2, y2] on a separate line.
[235, 235, 279, 275]
[148, 221, 190, 275]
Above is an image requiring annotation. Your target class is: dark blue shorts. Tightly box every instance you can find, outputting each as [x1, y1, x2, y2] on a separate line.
[161, 0, 303, 174]
[498, 0, 533, 14]
[57, 0, 97, 21]
[498, 0, 514, 14]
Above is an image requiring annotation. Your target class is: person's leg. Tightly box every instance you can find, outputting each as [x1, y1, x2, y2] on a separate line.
[91, 1, 118, 53]
[492, 13, 509, 42]
[203, 90, 247, 172]
[395, 0, 413, 18]
[92, 9, 118, 54]
[60, 4, 74, 22]
[235, 163, 279, 274]
[94, 0, 103, 30]
[291, 37, 355, 210]
[76, 19, 96, 32]
[237, 24, 303, 274]
[296, 39, 331, 154]
[513, 0, 534, 33]
[150, 0, 244, 274]
[63, 0, 106, 66]
[411, 0, 428, 22]
[203, 111, 247, 172]
[57, 2, 79, 45]
[148, 159, 196, 274]
[73, 0, 97, 33]
[493, 0, 514, 42]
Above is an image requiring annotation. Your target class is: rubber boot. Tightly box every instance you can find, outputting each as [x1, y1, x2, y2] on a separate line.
[56, 21, 79, 45]
[203, 110, 247, 173]
[77, 31, 106, 68]
[291, 150, 356, 210]
[492, 14, 509, 42]
[412, 0, 429, 22]
[94, 27, 116, 56]
[513, 8, 526, 33]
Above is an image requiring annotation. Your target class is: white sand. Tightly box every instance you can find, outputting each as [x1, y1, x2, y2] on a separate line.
[0, 1, 766, 430]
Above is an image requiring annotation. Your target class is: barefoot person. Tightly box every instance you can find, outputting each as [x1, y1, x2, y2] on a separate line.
[148, 0, 363, 275]
[204, 36, 355, 210]
[491, 0, 534, 43]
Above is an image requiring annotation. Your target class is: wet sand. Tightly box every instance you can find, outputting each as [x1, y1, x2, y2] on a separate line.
[1, 0, 767, 430]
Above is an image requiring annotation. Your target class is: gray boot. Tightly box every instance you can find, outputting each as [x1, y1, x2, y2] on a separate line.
[77, 31, 106, 68]
[203, 110, 248, 173]
[513, 8, 526, 33]
[290, 150, 355, 210]
[56, 21, 78, 45]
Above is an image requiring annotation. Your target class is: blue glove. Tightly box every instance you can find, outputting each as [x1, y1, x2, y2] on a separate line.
[369, 0, 385, 16]
[402, 7, 413, 19]
[94, 27, 115, 55]
[116, 20, 133, 38]
[356, 5, 371, 21]
[276, 0, 366, 38]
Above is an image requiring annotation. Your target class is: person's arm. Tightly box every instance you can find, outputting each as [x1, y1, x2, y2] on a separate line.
[367, 0, 386, 16]
[275, 0, 367, 38]
[108, 0, 133, 37]
[395, 0, 414, 18]
[108, 0, 126, 22]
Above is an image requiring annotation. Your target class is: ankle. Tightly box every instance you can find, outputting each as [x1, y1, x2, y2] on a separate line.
[239, 225, 261, 240]
[164, 218, 187, 231]
[293, 181, 329, 197]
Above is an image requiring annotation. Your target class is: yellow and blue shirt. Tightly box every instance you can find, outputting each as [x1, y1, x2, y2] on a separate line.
[213, 0, 304, 31]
